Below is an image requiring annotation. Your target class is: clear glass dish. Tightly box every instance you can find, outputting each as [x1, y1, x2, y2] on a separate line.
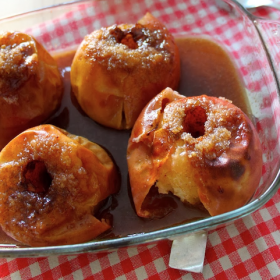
[0, 0, 279, 257]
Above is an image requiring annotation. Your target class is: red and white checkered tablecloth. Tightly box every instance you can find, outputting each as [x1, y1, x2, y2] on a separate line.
[1, 0, 280, 279]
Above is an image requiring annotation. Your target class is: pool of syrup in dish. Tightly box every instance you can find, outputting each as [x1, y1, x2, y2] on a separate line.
[0, 36, 250, 245]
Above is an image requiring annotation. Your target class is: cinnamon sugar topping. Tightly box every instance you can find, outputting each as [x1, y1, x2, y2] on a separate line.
[160, 97, 240, 164]
[0, 32, 37, 96]
[83, 22, 174, 70]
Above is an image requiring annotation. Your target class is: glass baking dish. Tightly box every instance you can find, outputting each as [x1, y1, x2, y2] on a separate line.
[0, 0, 279, 259]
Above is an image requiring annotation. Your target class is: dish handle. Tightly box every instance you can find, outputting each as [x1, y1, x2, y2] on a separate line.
[168, 230, 207, 273]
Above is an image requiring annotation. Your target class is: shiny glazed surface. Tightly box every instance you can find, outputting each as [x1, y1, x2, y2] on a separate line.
[70, 13, 180, 129]
[127, 89, 262, 217]
[0, 125, 119, 246]
[0, 31, 63, 150]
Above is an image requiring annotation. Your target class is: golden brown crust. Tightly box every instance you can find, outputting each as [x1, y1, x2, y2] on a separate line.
[0, 31, 63, 150]
[0, 125, 119, 246]
[71, 12, 180, 129]
[127, 88, 263, 217]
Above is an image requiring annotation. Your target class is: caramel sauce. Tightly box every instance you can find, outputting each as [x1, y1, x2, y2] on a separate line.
[176, 36, 249, 115]
[0, 36, 249, 245]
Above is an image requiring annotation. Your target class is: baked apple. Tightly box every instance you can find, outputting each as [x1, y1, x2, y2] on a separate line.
[0, 125, 119, 246]
[0, 31, 63, 150]
[71, 12, 180, 129]
[127, 88, 263, 217]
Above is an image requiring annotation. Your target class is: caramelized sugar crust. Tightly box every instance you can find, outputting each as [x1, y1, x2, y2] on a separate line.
[0, 31, 63, 150]
[127, 88, 263, 217]
[0, 125, 119, 246]
[71, 12, 180, 129]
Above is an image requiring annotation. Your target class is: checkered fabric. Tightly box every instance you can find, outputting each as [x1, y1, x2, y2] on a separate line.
[1, 0, 280, 279]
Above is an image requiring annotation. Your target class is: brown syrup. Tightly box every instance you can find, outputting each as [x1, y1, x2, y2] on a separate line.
[0, 37, 249, 244]
[176, 36, 250, 114]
